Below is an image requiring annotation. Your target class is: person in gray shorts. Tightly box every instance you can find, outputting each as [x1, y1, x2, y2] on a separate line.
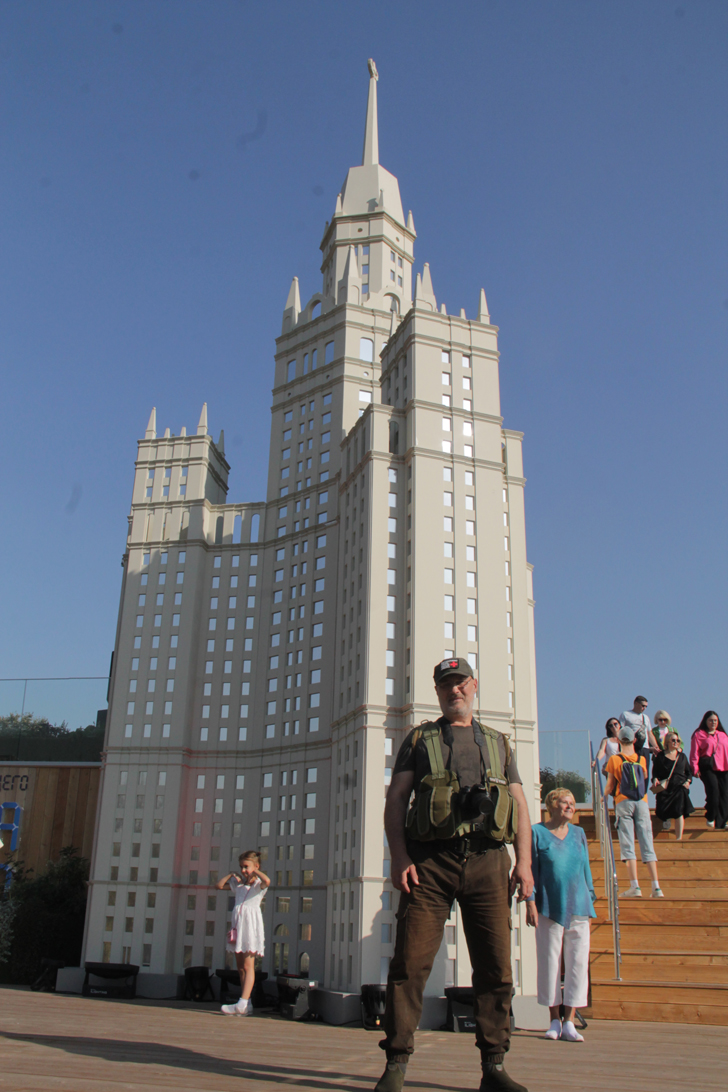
[604, 727, 663, 898]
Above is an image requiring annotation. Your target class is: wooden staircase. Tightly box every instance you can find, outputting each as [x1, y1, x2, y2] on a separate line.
[579, 809, 728, 1024]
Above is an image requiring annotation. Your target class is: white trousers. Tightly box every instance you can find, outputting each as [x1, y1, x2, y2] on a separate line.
[535, 914, 590, 1009]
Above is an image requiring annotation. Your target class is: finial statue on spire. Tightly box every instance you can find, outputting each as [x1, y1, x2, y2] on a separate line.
[362, 59, 379, 166]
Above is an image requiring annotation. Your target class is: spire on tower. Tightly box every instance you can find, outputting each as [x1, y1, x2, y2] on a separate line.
[282, 276, 301, 333]
[362, 59, 379, 166]
[477, 288, 490, 324]
[337, 245, 362, 305]
[197, 403, 208, 436]
[414, 263, 437, 311]
[145, 408, 157, 439]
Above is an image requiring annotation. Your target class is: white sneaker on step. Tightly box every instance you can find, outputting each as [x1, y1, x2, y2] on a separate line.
[707, 820, 716, 828]
[544, 1019, 561, 1040]
[560, 1021, 584, 1042]
[221, 998, 247, 1016]
[620, 887, 642, 898]
[651, 887, 665, 898]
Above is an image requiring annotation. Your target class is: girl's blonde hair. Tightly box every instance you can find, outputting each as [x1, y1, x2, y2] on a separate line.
[239, 850, 261, 866]
[654, 710, 671, 725]
[544, 788, 575, 814]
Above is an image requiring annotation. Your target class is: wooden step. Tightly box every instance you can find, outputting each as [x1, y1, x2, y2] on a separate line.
[579, 807, 728, 1024]
[594, 900, 728, 924]
[591, 858, 728, 878]
[590, 954, 728, 984]
[591, 979, 728, 1005]
[591, 948, 728, 967]
[587, 829, 728, 849]
[590, 922, 728, 951]
[589, 840, 728, 860]
[586, 998, 728, 1025]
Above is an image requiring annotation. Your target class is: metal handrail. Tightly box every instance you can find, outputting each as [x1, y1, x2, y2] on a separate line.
[590, 742, 622, 980]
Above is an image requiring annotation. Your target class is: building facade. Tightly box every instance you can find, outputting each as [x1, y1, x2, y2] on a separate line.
[83, 63, 540, 999]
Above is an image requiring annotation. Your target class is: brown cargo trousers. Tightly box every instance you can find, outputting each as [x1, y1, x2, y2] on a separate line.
[381, 841, 513, 1061]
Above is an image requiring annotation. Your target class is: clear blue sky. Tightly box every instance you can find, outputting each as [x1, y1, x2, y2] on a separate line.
[1, 2, 726, 758]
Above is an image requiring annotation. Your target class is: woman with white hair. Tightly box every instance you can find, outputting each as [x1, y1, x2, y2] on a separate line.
[653, 710, 683, 752]
[526, 788, 596, 1042]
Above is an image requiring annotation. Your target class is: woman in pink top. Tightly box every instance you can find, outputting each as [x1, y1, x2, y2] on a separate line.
[690, 711, 728, 829]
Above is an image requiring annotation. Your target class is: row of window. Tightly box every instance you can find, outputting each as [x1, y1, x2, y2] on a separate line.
[443, 518, 477, 535]
[130, 657, 176, 673]
[441, 394, 472, 411]
[442, 351, 471, 368]
[135, 613, 181, 629]
[141, 549, 185, 567]
[443, 570, 477, 587]
[285, 347, 335, 381]
[442, 416, 475, 438]
[442, 372, 473, 389]
[145, 484, 187, 499]
[128, 678, 174, 693]
[140, 571, 184, 588]
[441, 440, 473, 457]
[137, 593, 183, 610]
[146, 466, 187, 480]
[115, 793, 164, 811]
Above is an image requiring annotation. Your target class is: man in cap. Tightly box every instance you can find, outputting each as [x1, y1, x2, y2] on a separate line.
[604, 725, 663, 898]
[374, 658, 533, 1092]
[619, 695, 659, 785]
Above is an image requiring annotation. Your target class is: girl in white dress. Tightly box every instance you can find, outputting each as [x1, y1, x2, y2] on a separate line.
[216, 850, 270, 1016]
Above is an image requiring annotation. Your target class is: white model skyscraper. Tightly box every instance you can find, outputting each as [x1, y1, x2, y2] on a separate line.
[83, 62, 540, 1003]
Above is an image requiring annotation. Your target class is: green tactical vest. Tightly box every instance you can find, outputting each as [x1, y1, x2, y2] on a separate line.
[404, 719, 517, 844]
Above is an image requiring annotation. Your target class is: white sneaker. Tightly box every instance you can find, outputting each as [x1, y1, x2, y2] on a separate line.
[620, 887, 642, 898]
[242, 1000, 253, 1016]
[544, 1019, 561, 1040]
[560, 1020, 584, 1042]
[707, 820, 716, 828]
[221, 998, 247, 1016]
[651, 887, 665, 898]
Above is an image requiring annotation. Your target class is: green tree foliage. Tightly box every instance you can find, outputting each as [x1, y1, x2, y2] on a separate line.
[539, 767, 591, 804]
[0, 847, 89, 984]
[0, 713, 104, 762]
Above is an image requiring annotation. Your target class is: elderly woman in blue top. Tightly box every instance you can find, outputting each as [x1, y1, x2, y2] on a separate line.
[526, 788, 596, 1043]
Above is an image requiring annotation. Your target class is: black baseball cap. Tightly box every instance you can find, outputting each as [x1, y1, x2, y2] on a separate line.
[433, 657, 475, 685]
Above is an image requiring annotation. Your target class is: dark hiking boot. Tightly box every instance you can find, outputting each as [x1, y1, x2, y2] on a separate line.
[374, 1059, 408, 1092]
[479, 1062, 528, 1092]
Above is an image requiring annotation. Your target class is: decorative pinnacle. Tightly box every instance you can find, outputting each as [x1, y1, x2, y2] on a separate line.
[362, 59, 379, 166]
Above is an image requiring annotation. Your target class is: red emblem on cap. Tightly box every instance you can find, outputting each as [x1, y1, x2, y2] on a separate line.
[449, 660, 458, 667]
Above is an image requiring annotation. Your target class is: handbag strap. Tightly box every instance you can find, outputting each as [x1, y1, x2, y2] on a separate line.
[664, 755, 679, 786]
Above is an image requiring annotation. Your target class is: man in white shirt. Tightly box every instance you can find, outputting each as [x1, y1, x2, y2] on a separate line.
[620, 695, 659, 784]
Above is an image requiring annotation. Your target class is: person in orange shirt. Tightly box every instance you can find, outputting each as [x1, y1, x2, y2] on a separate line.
[604, 727, 663, 898]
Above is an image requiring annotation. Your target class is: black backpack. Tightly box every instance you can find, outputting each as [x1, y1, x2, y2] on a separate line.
[618, 756, 646, 801]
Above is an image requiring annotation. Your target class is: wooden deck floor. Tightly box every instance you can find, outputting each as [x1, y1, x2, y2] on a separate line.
[0, 986, 724, 1092]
